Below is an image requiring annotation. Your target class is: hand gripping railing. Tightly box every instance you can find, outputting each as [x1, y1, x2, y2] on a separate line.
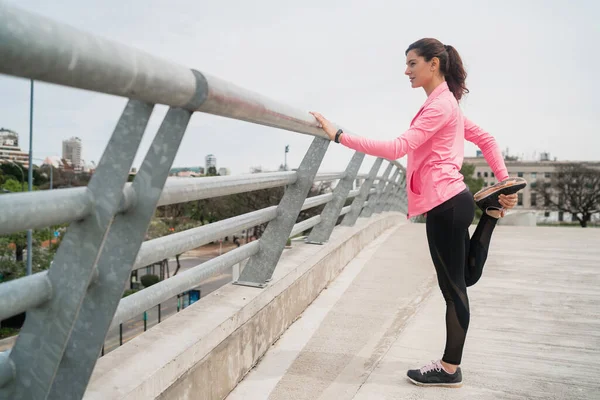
[0, 2, 408, 399]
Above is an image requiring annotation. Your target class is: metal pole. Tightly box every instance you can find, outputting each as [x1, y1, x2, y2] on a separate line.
[341, 158, 383, 227]
[306, 151, 365, 244]
[236, 136, 329, 287]
[26, 80, 34, 276]
[8, 160, 24, 190]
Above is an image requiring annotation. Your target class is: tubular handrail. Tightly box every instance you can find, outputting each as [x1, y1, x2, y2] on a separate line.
[0, 171, 386, 235]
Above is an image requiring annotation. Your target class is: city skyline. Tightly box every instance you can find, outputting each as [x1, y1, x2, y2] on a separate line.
[1, 123, 596, 173]
[0, 0, 598, 176]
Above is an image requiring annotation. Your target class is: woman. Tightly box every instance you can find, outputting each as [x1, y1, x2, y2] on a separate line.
[311, 38, 526, 388]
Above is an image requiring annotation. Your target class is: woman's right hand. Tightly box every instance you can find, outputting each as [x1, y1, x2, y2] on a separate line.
[310, 111, 338, 141]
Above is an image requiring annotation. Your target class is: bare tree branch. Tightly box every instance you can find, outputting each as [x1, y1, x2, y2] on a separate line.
[539, 163, 600, 227]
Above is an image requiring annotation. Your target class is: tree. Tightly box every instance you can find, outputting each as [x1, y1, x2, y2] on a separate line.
[459, 162, 485, 220]
[206, 166, 218, 176]
[460, 163, 485, 194]
[0, 163, 25, 186]
[1, 178, 25, 193]
[539, 163, 600, 227]
[140, 274, 160, 288]
[0, 228, 61, 282]
[0, 163, 48, 187]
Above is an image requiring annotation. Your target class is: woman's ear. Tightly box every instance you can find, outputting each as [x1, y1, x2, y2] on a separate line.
[430, 57, 439, 72]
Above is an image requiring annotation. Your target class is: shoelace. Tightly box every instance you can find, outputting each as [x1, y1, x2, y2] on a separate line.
[419, 360, 443, 374]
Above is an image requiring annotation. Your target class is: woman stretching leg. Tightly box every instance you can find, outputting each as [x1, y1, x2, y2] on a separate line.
[311, 38, 525, 387]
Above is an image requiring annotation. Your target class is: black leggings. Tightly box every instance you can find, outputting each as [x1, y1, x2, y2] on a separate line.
[425, 188, 498, 365]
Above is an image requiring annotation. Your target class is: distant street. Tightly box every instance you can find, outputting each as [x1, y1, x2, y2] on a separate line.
[0, 242, 244, 355]
[102, 252, 235, 355]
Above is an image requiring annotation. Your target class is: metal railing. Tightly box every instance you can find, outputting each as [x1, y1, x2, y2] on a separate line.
[0, 2, 407, 399]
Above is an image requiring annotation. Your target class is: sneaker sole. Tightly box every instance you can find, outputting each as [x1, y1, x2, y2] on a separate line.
[474, 178, 527, 203]
[407, 376, 463, 388]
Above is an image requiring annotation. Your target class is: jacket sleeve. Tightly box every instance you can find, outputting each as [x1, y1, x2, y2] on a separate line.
[340, 101, 451, 160]
[464, 117, 509, 181]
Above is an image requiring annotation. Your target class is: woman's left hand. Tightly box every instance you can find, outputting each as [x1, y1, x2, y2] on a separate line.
[310, 111, 337, 141]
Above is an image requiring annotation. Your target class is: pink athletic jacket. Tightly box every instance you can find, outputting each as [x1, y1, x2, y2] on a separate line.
[340, 82, 509, 218]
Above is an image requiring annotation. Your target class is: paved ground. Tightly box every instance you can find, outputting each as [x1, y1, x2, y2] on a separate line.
[228, 223, 600, 400]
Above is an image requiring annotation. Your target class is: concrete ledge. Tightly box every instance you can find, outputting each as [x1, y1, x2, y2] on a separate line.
[84, 212, 406, 400]
[0, 335, 17, 352]
[498, 210, 537, 226]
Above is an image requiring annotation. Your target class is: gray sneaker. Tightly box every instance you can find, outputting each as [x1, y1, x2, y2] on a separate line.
[406, 360, 463, 388]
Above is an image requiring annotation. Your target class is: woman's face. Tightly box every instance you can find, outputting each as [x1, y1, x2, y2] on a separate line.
[405, 49, 435, 89]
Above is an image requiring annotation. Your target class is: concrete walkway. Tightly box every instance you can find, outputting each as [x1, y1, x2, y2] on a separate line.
[227, 223, 600, 400]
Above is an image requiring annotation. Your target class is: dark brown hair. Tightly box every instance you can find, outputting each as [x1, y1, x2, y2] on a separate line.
[405, 38, 469, 101]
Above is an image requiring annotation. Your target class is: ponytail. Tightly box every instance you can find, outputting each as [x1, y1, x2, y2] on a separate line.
[443, 44, 469, 101]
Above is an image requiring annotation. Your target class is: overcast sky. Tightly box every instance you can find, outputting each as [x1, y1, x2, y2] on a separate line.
[1, 0, 598, 176]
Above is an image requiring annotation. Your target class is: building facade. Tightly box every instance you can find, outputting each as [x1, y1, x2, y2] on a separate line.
[464, 155, 600, 223]
[205, 154, 216, 171]
[169, 166, 205, 177]
[0, 128, 29, 168]
[62, 137, 83, 170]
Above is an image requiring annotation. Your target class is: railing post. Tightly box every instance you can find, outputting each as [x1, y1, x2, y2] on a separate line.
[4, 100, 154, 400]
[235, 137, 330, 287]
[383, 178, 399, 212]
[360, 162, 394, 218]
[47, 107, 193, 400]
[386, 173, 404, 212]
[374, 167, 400, 214]
[385, 179, 401, 212]
[341, 158, 383, 227]
[386, 173, 405, 212]
[397, 183, 408, 213]
[306, 151, 365, 244]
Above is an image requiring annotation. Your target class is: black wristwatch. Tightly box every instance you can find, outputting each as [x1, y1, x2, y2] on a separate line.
[334, 129, 343, 143]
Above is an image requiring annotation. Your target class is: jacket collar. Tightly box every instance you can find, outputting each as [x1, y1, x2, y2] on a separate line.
[422, 81, 450, 108]
[410, 81, 450, 125]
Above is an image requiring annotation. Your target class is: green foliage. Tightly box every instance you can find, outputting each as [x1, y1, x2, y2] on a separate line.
[0, 327, 19, 340]
[122, 289, 139, 297]
[0, 226, 64, 283]
[150, 179, 331, 241]
[0, 163, 49, 188]
[460, 163, 484, 220]
[43, 170, 91, 189]
[1, 178, 25, 192]
[459, 163, 484, 195]
[0, 163, 25, 185]
[206, 166, 218, 176]
[140, 274, 160, 288]
[153, 185, 286, 239]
